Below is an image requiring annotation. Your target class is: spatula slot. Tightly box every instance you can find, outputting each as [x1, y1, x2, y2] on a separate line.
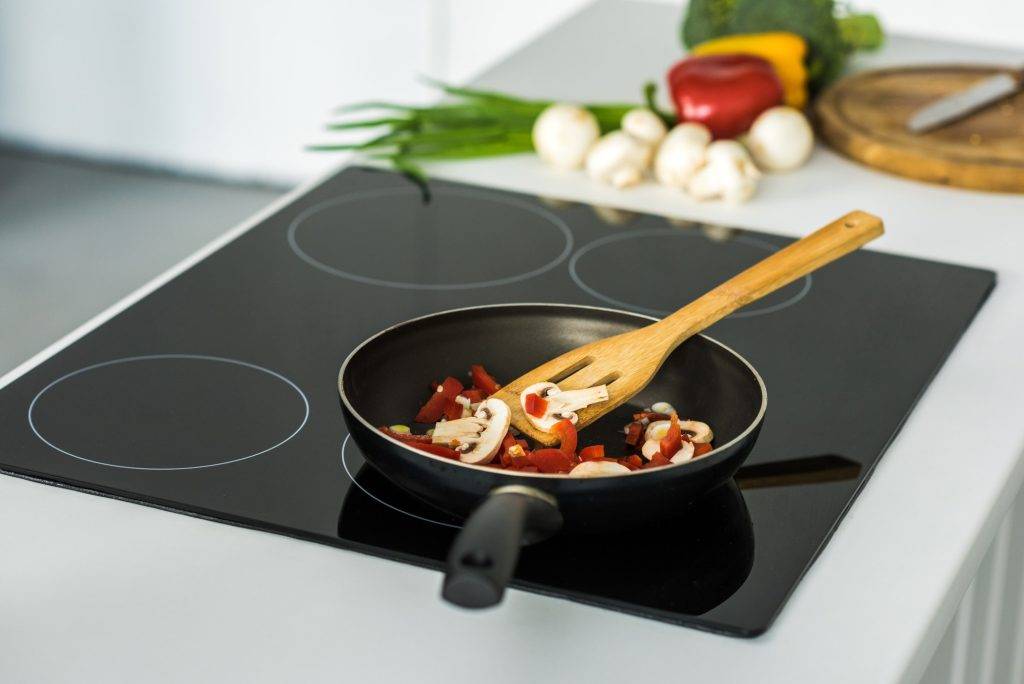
[547, 357, 593, 384]
[593, 372, 621, 387]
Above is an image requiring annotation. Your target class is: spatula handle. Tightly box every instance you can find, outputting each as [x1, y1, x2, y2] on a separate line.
[657, 211, 884, 345]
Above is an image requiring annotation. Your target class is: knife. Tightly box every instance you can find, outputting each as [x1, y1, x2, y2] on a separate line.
[906, 68, 1024, 134]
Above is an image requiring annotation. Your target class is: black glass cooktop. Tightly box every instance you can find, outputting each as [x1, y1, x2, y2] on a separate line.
[0, 167, 994, 636]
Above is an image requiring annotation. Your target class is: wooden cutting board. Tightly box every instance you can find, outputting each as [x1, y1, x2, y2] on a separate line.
[815, 65, 1024, 193]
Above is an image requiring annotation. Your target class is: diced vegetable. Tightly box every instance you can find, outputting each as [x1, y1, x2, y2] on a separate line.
[524, 392, 548, 418]
[528, 448, 575, 474]
[552, 419, 577, 457]
[460, 388, 486, 403]
[619, 454, 644, 470]
[415, 376, 464, 423]
[659, 413, 684, 458]
[579, 444, 606, 461]
[470, 364, 502, 395]
[625, 421, 644, 446]
[379, 426, 432, 443]
[410, 442, 461, 459]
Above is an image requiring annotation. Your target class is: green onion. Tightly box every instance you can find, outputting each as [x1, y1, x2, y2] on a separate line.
[311, 80, 674, 177]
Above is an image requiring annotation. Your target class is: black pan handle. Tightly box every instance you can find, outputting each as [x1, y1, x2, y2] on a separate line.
[442, 485, 563, 609]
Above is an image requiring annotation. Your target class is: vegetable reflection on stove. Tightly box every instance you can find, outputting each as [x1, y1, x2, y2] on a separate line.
[336, 453, 859, 616]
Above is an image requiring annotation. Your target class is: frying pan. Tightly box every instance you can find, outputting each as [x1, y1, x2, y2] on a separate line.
[338, 303, 766, 608]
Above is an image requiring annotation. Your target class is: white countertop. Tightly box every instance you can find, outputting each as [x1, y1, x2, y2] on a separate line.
[3, 2, 1024, 682]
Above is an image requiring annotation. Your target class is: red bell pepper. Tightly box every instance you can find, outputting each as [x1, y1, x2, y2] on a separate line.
[378, 426, 432, 443]
[667, 54, 783, 139]
[578, 444, 605, 461]
[460, 388, 485, 403]
[409, 442, 460, 460]
[442, 398, 463, 421]
[470, 364, 502, 395]
[624, 421, 644, 446]
[414, 376, 464, 423]
[552, 419, 577, 457]
[524, 393, 548, 418]
[618, 454, 643, 470]
[694, 442, 713, 458]
[528, 448, 574, 474]
[659, 413, 683, 459]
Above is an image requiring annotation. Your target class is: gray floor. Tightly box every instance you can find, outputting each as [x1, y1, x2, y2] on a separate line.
[0, 149, 284, 374]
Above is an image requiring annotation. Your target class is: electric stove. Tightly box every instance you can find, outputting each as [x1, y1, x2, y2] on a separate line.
[0, 167, 994, 636]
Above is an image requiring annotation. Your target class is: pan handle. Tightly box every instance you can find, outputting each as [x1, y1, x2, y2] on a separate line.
[442, 485, 563, 609]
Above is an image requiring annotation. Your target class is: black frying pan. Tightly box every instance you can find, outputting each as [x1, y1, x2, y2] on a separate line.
[338, 304, 766, 608]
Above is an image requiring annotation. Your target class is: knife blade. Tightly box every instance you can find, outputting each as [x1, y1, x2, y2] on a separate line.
[906, 70, 1022, 134]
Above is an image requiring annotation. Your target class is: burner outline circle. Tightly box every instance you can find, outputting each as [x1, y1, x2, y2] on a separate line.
[569, 228, 813, 318]
[28, 354, 310, 471]
[340, 434, 460, 529]
[287, 186, 574, 290]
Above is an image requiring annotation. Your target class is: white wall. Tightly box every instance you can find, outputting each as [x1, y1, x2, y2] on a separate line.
[0, 0, 1021, 186]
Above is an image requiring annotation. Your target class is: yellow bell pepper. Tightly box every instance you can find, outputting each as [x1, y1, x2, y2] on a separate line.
[691, 32, 808, 109]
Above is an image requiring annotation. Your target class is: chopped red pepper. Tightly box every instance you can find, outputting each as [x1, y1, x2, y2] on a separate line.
[524, 393, 548, 418]
[443, 398, 463, 421]
[642, 453, 671, 469]
[618, 454, 643, 470]
[579, 444, 605, 461]
[460, 388, 485, 403]
[633, 412, 671, 423]
[624, 421, 644, 446]
[528, 448, 574, 474]
[470, 364, 502, 395]
[414, 376, 464, 423]
[409, 442, 460, 460]
[694, 442, 713, 458]
[552, 419, 577, 457]
[659, 413, 683, 459]
[378, 426, 432, 443]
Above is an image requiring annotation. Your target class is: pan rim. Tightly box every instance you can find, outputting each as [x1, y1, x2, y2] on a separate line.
[338, 302, 767, 479]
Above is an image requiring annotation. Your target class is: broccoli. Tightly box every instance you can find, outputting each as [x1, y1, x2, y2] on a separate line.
[681, 0, 884, 92]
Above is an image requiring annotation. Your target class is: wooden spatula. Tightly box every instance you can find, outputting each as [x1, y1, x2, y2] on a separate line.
[494, 210, 884, 446]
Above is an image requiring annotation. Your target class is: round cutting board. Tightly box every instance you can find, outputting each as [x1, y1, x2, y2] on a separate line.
[815, 65, 1024, 193]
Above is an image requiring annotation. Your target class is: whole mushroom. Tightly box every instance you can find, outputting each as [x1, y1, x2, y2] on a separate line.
[621, 108, 668, 146]
[743, 106, 814, 172]
[532, 104, 601, 171]
[653, 123, 712, 190]
[585, 131, 652, 188]
[687, 140, 761, 203]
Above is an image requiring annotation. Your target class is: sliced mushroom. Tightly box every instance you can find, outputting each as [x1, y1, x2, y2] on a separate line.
[569, 460, 631, 478]
[640, 439, 662, 460]
[679, 420, 713, 444]
[651, 401, 675, 415]
[520, 382, 609, 433]
[431, 398, 510, 464]
[670, 441, 696, 464]
[644, 420, 671, 442]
